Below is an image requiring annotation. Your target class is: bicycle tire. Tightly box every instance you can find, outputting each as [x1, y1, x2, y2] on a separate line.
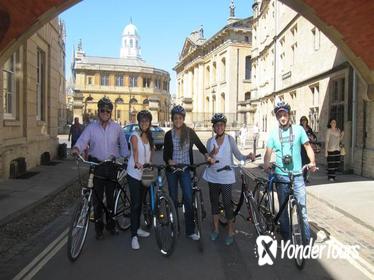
[253, 182, 274, 230]
[154, 192, 178, 256]
[67, 196, 90, 262]
[194, 190, 204, 252]
[246, 194, 268, 235]
[290, 199, 306, 270]
[114, 187, 131, 231]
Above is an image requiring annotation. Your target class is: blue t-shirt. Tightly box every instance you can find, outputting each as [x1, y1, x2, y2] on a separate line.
[266, 125, 309, 175]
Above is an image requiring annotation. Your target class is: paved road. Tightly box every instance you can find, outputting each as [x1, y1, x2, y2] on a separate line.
[14, 150, 372, 280]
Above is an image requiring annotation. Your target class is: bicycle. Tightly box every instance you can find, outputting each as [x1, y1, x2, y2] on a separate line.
[216, 158, 267, 236]
[254, 163, 317, 270]
[67, 155, 131, 262]
[141, 163, 178, 257]
[168, 161, 212, 252]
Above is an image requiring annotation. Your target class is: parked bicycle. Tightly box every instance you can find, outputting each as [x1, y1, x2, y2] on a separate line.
[167, 161, 213, 252]
[67, 154, 131, 262]
[253, 163, 317, 269]
[217, 157, 267, 236]
[141, 163, 178, 256]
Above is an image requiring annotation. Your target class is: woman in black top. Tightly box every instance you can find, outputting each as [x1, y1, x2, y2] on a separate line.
[300, 116, 317, 183]
[163, 105, 213, 240]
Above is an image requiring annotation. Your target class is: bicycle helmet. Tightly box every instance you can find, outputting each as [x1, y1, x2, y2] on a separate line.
[273, 97, 290, 115]
[211, 113, 227, 124]
[97, 97, 113, 111]
[171, 105, 186, 119]
[137, 110, 152, 123]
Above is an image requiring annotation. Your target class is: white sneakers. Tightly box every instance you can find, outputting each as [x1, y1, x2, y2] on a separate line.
[137, 228, 150, 237]
[131, 228, 151, 250]
[188, 233, 200, 241]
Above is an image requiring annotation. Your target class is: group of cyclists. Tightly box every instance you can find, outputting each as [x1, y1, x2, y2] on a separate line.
[71, 96, 317, 250]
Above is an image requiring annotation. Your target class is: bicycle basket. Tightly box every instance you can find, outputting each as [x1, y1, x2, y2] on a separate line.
[141, 167, 157, 187]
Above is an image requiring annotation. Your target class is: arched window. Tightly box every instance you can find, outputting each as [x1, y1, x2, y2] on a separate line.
[130, 39, 133, 48]
[143, 99, 149, 105]
[245, 92, 251, 101]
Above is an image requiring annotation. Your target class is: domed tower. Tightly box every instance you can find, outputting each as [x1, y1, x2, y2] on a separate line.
[120, 19, 142, 59]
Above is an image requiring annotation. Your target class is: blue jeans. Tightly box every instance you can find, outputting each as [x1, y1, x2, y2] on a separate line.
[166, 169, 194, 235]
[275, 174, 310, 242]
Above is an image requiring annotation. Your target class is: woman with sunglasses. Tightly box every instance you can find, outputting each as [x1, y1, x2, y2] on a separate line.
[163, 105, 214, 241]
[127, 110, 154, 250]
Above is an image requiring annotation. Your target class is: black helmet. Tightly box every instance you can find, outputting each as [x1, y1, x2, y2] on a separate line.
[137, 110, 152, 123]
[211, 113, 227, 124]
[273, 98, 291, 115]
[98, 97, 113, 111]
[171, 105, 186, 119]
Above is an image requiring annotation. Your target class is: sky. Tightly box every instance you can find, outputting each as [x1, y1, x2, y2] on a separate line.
[61, 0, 254, 94]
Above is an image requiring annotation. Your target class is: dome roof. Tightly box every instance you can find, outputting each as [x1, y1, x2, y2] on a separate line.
[122, 23, 138, 36]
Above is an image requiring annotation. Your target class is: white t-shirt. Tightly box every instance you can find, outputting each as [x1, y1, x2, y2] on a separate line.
[127, 132, 151, 180]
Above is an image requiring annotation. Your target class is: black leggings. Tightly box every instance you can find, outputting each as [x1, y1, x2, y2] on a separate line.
[208, 182, 234, 221]
[327, 150, 341, 179]
[127, 174, 146, 237]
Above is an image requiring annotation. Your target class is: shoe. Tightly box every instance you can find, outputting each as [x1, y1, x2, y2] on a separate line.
[188, 233, 200, 241]
[131, 236, 140, 250]
[329, 178, 335, 182]
[225, 235, 234, 246]
[210, 231, 219, 241]
[95, 231, 104, 240]
[137, 228, 150, 238]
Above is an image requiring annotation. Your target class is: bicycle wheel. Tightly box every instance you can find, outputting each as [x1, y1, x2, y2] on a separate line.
[193, 190, 204, 252]
[254, 182, 273, 229]
[246, 193, 268, 236]
[67, 195, 91, 262]
[154, 192, 178, 256]
[290, 199, 306, 270]
[114, 187, 131, 231]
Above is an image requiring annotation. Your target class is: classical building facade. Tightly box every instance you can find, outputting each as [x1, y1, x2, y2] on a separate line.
[0, 18, 66, 179]
[250, 0, 373, 177]
[72, 22, 171, 125]
[174, 3, 252, 127]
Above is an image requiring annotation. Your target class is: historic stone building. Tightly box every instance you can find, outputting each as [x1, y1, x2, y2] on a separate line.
[0, 18, 66, 179]
[174, 2, 252, 127]
[72, 21, 171, 125]
[250, 0, 373, 177]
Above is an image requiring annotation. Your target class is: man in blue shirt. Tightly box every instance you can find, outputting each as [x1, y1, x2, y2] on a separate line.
[264, 99, 316, 243]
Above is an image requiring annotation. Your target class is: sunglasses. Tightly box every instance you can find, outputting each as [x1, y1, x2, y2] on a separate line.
[99, 109, 112, 114]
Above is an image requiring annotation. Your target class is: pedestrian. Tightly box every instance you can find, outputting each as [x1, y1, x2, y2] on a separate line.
[239, 123, 248, 148]
[68, 117, 84, 148]
[127, 110, 153, 250]
[300, 116, 318, 183]
[71, 97, 129, 240]
[203, 113, 255, 246]
[252, 122, 260, 150]
[325, 118, 344, 182]
[163, 105, 214, 241]
[264, 98, 317, 243]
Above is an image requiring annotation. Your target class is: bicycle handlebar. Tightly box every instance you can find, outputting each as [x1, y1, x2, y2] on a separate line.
[168, 161, 220, 173]
[216, 154, 262, 172]
[74, 154, 126, 167]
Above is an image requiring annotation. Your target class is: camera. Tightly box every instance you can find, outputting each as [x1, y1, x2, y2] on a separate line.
[282, 154, 293, 165]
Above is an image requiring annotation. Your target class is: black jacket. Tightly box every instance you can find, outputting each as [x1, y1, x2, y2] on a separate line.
[163, 127, 208, 165]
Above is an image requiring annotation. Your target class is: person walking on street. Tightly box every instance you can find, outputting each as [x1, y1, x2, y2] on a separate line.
[68, 117, 84, 148]
[264, 98, 316, 243]
[239, 124, 248, 148]
[71, 97, 129, 240]
[203, 113, 255, 245]
[325, 118, 344, 182]
[300, 116, 318, 183]
[163, 105, 214, 241]
[127, 110, 153, 250]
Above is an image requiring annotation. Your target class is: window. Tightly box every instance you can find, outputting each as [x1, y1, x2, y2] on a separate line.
[212, 62, 217, 82]
[101, 74, 109, 86]
[309, 107, 319, 132]
[155, 79, 161, 89]
[87, 76, 93, 85]
[129, 76, 137, 87]
[245, 56, 252, 80]
[116, 75, 123, 86]
[221, 57, 226, 82]
[205, 65, 210, 85]
[291, 43, 297, 66]
[3, 52, 17, 119]
[130, 39, 133, 48]
[312, 28, 320, 51]
[290, 110, 296, 125]
[221, 93, 225, 113]
[245, 92, 251, 100]
[143, 77, 151, 88]
[244, 36, 249, 43]
[310, 84, 319, 106]
[291, 24, 298, 37]
[330, 77, 345, 130]
[163, 81, 169, 91]
[36, 49, 46, 121]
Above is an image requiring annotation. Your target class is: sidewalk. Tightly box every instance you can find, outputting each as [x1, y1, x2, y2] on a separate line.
[0, 157, 84, 226]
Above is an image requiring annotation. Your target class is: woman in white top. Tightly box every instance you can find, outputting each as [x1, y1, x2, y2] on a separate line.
[203, 114, 255, 246]
[127, 110, 153, 250]
[325, 118, 344, 182]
